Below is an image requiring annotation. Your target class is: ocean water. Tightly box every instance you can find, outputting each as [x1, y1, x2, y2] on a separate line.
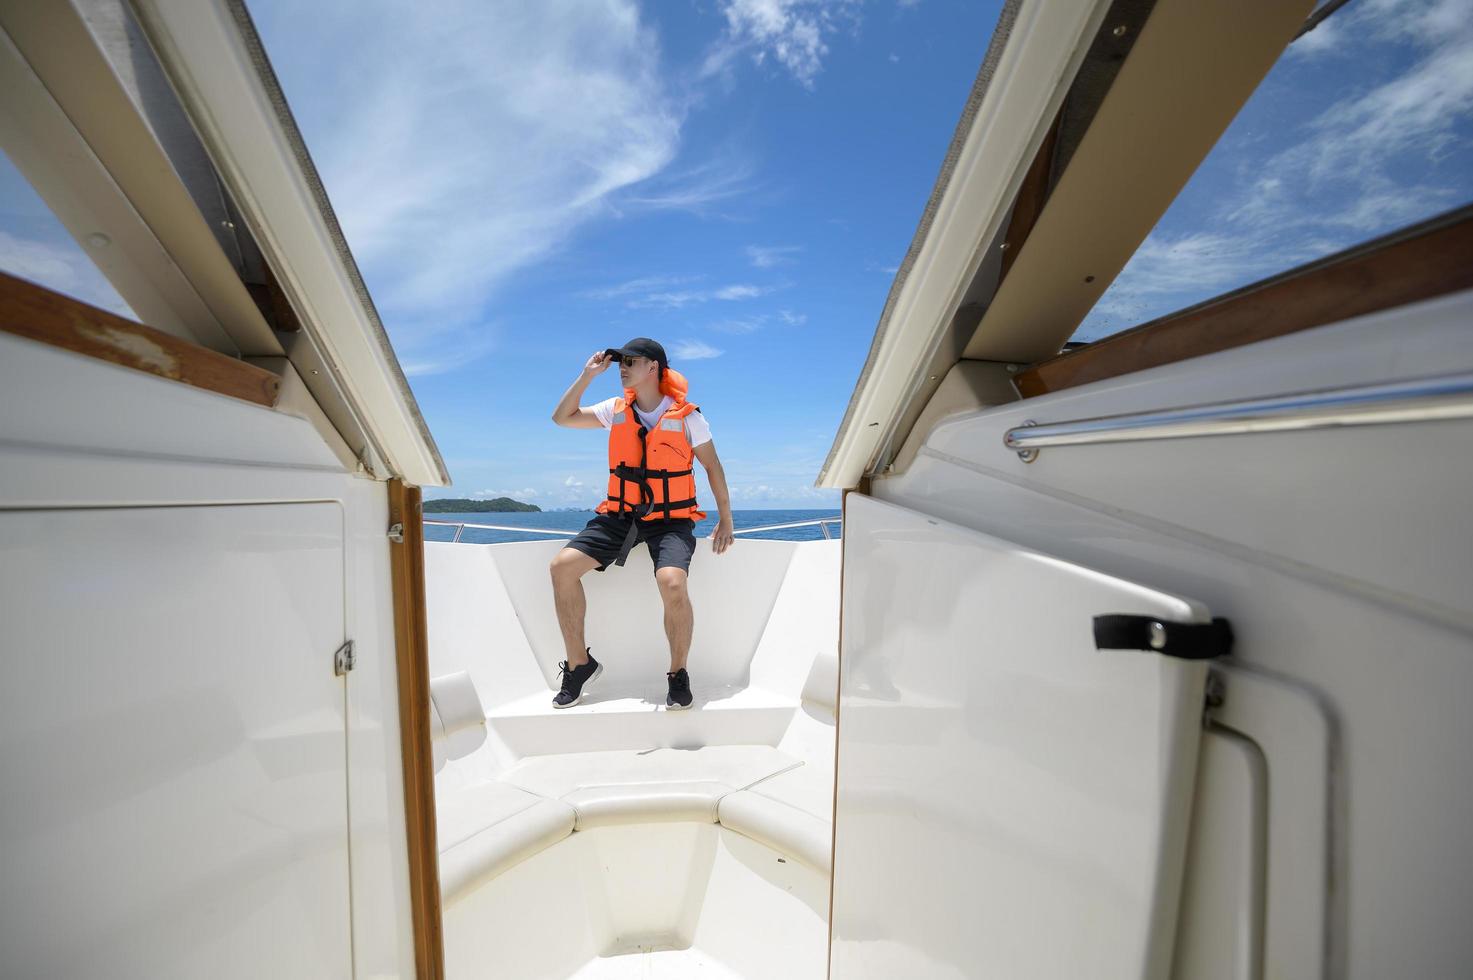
[422, 508, 842, 545]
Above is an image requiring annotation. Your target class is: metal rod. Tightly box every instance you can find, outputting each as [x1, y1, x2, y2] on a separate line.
[730, 518, 843, 535]
[423, 516, 842, 541]
[421, 520, 577, 536]
[1004, 371, 1473, 452]
[1293, 0, 1355, 41]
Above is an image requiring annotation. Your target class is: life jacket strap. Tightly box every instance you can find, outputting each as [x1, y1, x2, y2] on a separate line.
[610, 465, 691, 479]
[612, 424, 651, 566]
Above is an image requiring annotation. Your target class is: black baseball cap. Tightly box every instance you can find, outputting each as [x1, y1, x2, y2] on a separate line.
[604, 337, 667, 370]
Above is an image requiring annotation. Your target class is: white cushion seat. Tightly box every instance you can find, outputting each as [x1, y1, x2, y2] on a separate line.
[563, 780, 731, 829]
[502, 745, 800, 824]
[717, 766, 833, 873]
[437, 781, 576, 906]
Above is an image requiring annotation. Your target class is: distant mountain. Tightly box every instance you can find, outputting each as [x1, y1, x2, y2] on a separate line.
[423, 497, 541, 513]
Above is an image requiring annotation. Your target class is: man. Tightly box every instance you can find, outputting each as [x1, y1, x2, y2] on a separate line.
[549, 337, 735, 710]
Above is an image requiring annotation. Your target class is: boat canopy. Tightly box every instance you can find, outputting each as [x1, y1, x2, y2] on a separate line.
[0, 0, 448, 486]
[818, 0, 1312, 489]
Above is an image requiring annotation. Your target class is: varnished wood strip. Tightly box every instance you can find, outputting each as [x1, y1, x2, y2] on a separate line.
[1015, 206, 1473, 398]
[999, 113, 1060, 284]
[0, 271, 280, 407]
[387, 479, 444, 980]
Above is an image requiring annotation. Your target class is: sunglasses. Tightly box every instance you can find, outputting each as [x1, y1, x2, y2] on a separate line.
[617, 356, 646, 367]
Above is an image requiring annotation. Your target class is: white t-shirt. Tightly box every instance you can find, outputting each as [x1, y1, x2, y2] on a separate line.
[591, 395, 712, 448]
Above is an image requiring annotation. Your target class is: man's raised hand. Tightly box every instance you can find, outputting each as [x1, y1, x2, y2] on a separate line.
[583, 351, 613, 377]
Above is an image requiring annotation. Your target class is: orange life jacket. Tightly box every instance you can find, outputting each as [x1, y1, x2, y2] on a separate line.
[596, 368, 708, 523]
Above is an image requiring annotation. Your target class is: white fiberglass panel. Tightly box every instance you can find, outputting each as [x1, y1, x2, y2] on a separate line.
[832, 494, 1209, 979]
[0, 504, 350, 979]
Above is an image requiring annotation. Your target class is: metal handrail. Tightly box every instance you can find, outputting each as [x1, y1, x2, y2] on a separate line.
[423, 516, 842, 543]
[730, 517, 843, 540]
[422, 520, 577, 543]
[1003, 370, 1473, 456]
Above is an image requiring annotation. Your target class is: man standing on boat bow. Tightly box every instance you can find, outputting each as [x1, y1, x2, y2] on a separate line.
[549, 338, 735, 710]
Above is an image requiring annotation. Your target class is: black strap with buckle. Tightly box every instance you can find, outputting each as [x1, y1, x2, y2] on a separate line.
[1093, 614, 1234, 661]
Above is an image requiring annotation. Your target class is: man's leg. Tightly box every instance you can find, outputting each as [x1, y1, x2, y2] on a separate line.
[550, 547, 601, 667]
[655, 566, 693, 673]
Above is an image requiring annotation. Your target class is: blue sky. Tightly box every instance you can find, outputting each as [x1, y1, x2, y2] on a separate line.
[243, 0, 1002, 509]
[2, 1, 1469, 509]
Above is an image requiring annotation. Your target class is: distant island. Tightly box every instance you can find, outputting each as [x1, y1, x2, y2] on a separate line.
[423, 497, 541, 513]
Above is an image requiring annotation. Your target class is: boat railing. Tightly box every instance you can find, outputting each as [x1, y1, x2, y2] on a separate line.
[1003, 370, 1473, 459]
[423, 516, 842, 544]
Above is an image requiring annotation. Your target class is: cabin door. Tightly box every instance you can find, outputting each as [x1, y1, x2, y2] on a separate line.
[831, 493, 1212, 979]
[0, 503, 353, 978]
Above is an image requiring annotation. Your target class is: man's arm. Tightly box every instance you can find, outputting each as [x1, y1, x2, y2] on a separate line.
[552, 351, 613, 429]
[692, 441, 735, 555]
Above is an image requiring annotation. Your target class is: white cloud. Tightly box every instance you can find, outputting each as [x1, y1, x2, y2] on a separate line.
[710, 315, 767, 334]
[617, 155, 758, 213]
[745, 244, 801, 267]
[704, 0, 861, 88]
[563, 475, 584, 487]
[671, 339, 725, 360]
[728, 482, 841, 505]
[713, 284, 765, 300]
[249, 0, 683, 369]
[591, 279, 779, 309]
[477, 487, 539, 499]
[0, 230, 135, 318]
[580, 275, 701, 301]
[776, 308, 807, 325]
[1081, 1, 1473, 339]
[1247, 0, 1473, 238]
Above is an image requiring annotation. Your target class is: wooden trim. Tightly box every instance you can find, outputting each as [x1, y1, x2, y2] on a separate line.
[826, 484, 857, 980]
[998, 113, 1060, 283]
[1016, 205, 1473, 398]
[0, 271, 280, 407]
[387, 480, 444, 980]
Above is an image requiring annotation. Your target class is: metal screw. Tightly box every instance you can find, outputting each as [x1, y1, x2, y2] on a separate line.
[1113, 24, 1128, 37]
[220, 219, 236, 231]
[1148, 622, 1168, 650]
[1204, 671, 1226, 710]
[1014, 420, 1038, 463]
[1005, 363, 1020, 374]
[1084, 275, 1096, 283]
[999, 242, 1011, 251]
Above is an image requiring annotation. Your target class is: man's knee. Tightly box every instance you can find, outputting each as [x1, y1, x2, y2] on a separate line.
[550, 548, 594, 583]
[655, 567, 688, 601]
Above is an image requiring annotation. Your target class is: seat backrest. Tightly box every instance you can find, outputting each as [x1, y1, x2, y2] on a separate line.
[429, 671, 487, 764]
[800, 644, 838, 718]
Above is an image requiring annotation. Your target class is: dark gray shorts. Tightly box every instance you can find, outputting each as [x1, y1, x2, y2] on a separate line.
[564, 514, 697, 574]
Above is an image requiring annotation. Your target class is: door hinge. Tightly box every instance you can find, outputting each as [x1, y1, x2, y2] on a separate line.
[334, 640, 356, 676]
[387, 522, 404, 543]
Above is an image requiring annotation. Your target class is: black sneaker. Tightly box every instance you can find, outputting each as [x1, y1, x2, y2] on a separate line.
[553, 652, 602, 708]
[666, 668, 692, 710]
